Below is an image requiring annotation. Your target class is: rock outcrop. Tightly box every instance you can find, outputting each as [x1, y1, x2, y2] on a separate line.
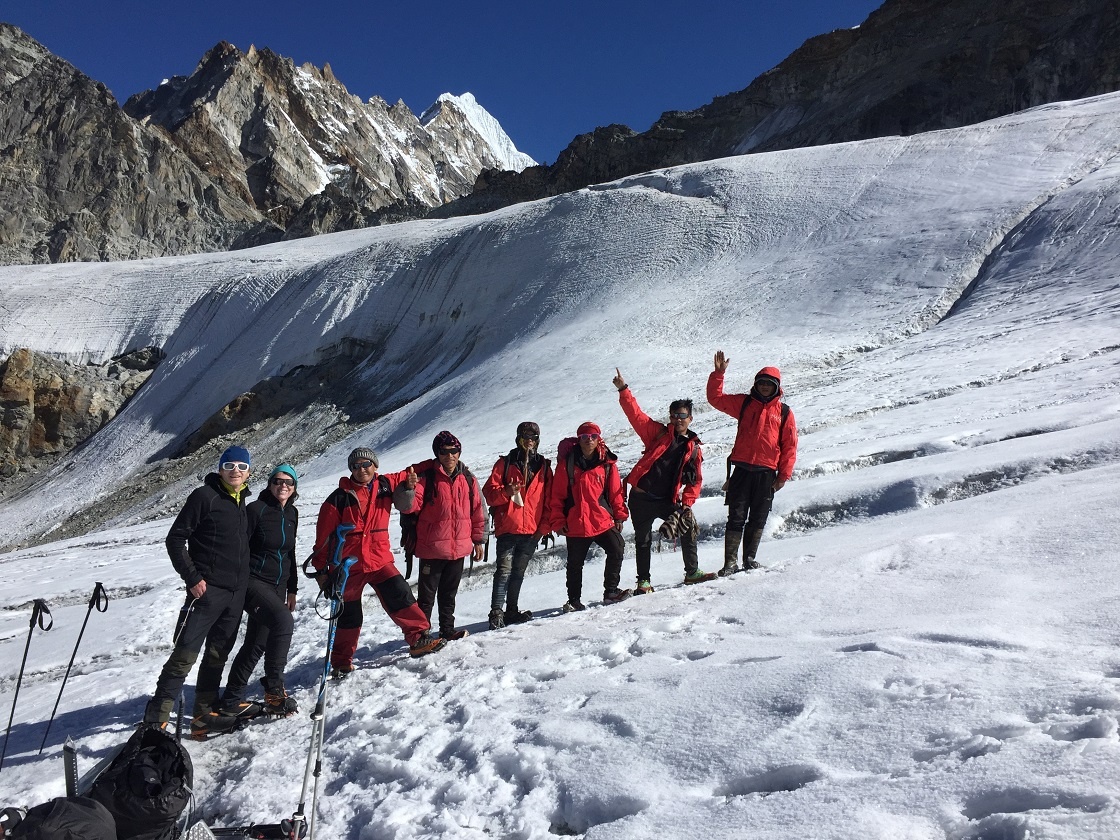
[0, 26, 534, 264]
[434, 0, 1120, 218]
[0, 23, 263, 265]
[0, 346, 161, 484]
[123, 45, 534, 243]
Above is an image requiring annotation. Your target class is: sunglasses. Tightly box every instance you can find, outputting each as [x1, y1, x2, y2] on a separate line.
[578, 434, 600, 443]
[220, 462, 250, 472]
[270, 477, 295, 487]
[438, 448, 462, 455]
[352, 459, 376, 470]
[518, 434, 540, 442]
[670, 412, 691, 420]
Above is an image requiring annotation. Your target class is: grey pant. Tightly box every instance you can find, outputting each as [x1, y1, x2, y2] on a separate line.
[491, 533, 537, 611]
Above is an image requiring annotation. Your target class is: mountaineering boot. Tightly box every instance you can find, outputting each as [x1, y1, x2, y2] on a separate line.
[330, 662, 355, 680]
[634, 580, 654, 595]
[742, 528, 765, 570]
[603, 588, 633, 604]
[488, 608, 506, 630]
[261, 679, 298, 716]
[683, 569, 718, 584]
[719, 529, 744, 576]
[191, 701, 262, 739]
[409, 631, 447, 658]
[562, 600, 586, 613]
[504, 608, 533, 625]
[441, 629, 470, 641]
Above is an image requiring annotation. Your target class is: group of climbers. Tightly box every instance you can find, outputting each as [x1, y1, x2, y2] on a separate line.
[141, 351, 797, 738]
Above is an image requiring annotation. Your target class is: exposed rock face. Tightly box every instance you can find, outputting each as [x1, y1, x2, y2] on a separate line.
[435, 0, 1120, 218]
[0, 346, 161, 483]
[0, 26, 533, 264]
[124, 44, 534, 242]
[0, 24, 265, 265]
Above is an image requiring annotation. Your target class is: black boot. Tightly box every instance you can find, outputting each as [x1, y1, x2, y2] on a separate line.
[742, 528, 764, 570]
[719, 529, 743, 576]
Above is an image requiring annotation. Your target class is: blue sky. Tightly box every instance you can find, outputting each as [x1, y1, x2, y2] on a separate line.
[5, 0, 884, 163]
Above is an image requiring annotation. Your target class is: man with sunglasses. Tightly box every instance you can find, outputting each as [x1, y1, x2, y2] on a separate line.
[143, 446, 255, 734]
[613, 369, 714, 592]
[395, 432, 487, 641]
[482, 422, 554, 630]
[707, 351, 798, 574]
[312, 447, 444, 674]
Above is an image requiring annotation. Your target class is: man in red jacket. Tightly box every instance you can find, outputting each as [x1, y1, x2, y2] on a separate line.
[394, 431, 487, 641]
[707, 351, 798, 574]
[612, 369, 715, 592]
[311, 447, 444, 675]
[482, 421, 553, 630]
[549, 422, 631, 611]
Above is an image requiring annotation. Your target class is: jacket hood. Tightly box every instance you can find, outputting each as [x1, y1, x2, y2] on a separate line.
[755, 366, 781, 384]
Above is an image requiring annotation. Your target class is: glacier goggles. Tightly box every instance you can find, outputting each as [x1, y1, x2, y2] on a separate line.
[351, 459, 376, 470]
[670, 411, 691, 420]
[517, 434, 540, 443]
[437, 447, 461, 456]
[578, 433, 600, 443]
[269, 477, 295, 487]
[220, 461, 250, 472]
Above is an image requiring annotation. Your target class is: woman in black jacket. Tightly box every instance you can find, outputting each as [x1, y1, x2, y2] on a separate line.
[216, 464, 301, 718]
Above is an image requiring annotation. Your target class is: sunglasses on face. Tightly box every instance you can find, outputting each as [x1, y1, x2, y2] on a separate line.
[438, 448, 462, 456]
[352, 460, 376, 470]
[221, 462, 250, 472]
[518, 434, 540, 442]
[578, 434, 600, 443]
[670, 412, 691, 420]
[270, 477, 295, 487]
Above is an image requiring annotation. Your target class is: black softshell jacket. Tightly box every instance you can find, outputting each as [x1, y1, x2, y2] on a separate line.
[246, 489, 299, 593]
[165, 473, 250, 591]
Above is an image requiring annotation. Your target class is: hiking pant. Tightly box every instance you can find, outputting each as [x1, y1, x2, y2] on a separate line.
[629, 491, 698, 582]
[144, 584, 245, 724]
[222, 577, 293, 702]
[564, 528, 625, 603]
[417, 558, 465, 639]
[332, 565, 430, 668]
[491, 534, 537, 612]
[726, 466, 776, 536]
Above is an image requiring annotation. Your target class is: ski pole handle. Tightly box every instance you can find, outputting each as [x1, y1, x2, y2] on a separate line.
[30, 599, 52, 631]
[89, 582, 109, 613]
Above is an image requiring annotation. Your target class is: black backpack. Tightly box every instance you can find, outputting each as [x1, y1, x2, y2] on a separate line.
[8, 797, 116, 840]
[87, 724, 193, 840]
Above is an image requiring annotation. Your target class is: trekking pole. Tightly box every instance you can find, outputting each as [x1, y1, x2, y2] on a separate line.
[1, 599, 53, 772]
[39, 582, 109, 754]
[287, 556, 355, 840]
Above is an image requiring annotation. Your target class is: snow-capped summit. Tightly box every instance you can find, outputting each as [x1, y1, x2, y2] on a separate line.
[421, 92, 536, 173]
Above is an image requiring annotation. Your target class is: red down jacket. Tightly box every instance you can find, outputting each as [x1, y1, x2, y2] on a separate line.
[706, 366, 798, 482]
[401, 463, 487, 560]
[483, 451, 554, 537]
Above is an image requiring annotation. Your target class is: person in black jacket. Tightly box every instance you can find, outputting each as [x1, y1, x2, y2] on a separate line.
[142, 446, 254, 735]
[215, 464, 300, 717]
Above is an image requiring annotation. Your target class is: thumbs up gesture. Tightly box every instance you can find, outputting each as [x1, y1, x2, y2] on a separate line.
[406, 465, 418, 489]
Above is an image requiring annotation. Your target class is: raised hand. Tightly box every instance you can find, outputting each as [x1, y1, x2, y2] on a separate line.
[714, 350, 730, 372]
[612, 367, 627, 391]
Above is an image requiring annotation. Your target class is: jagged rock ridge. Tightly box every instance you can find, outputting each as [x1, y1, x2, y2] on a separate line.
[434, 0, 1120, 218]
[0, 25, 534, 264]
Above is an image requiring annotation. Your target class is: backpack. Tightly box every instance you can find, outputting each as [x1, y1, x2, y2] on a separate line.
[399, 465, 476, 559]
[87, 724, 193, 840]
[8, 797, 116, 840]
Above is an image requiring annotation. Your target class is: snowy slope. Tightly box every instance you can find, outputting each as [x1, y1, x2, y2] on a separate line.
[1, 93, 1119, 839]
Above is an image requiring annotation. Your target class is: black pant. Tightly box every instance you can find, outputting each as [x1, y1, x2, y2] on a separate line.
[491, 533, 537, 611]
[223, 577, 294, 701]
[564, 528, 625, 603]
[417, 558, 465, 638]
[144, 584, 245, 723]
[726, 466, 776, 536]
[629, 491, 698, 581]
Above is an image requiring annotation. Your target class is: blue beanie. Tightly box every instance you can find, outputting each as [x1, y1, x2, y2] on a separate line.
[270, 463, 298, 487]
[218, 445, 251, 469]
